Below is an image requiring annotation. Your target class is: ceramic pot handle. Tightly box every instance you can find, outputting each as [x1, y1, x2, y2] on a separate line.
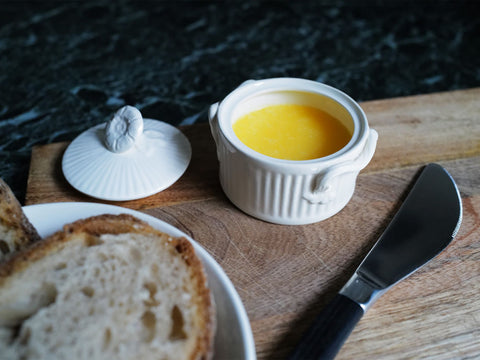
[209, 80, 257, 156]
[208, 102, 220, 146]
[304, 129, 378, 204]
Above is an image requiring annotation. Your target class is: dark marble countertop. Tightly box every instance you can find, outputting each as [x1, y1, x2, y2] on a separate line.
[1, 0, 479, 201]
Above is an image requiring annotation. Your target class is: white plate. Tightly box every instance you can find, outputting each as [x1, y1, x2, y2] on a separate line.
[23, 202, 256, 360]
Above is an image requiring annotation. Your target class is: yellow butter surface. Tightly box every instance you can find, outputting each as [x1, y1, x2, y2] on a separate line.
[233, 104, 352, 160]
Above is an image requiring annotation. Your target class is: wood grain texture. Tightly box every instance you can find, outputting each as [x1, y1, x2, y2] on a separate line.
[363, 88, 480, 170]
[26, 123, 220, 209]
[25, 88, 480, 359]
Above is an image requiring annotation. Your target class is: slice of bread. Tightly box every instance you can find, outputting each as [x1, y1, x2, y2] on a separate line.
[0, 214, 215, 360]
[0, 178, 41, 261]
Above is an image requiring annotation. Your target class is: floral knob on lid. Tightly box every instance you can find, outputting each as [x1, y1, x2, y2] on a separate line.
[62, 106, 191, 201]
[105, 106, 144, 153]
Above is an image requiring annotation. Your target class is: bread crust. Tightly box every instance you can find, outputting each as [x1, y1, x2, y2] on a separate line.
[0, 213, 215, 360]
[0, 178, 41, 260]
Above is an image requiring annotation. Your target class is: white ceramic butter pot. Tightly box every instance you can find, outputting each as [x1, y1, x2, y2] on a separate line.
[209, 78, 378, 225]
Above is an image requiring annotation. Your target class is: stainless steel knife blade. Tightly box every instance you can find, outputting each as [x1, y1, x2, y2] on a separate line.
[340, 162, 462, 310]
[289, 163, 462, 360]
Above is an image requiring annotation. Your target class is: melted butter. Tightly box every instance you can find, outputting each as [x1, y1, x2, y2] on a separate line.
[233, 104, 352, 160]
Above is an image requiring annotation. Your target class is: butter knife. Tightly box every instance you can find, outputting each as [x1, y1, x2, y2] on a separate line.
[289, 163, 463, 360]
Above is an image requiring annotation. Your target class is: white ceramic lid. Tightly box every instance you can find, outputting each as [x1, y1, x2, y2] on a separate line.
[62, 118, 191, 201]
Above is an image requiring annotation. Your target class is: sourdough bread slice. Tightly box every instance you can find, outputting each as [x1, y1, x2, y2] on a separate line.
[0, 178, 41, 261]
[0, 214, 215, 360]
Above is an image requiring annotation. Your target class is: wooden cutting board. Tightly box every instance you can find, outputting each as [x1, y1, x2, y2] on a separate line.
[26, 88, 480, 359]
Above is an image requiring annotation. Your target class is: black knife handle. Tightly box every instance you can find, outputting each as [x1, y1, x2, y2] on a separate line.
[288, 294, 364, 360]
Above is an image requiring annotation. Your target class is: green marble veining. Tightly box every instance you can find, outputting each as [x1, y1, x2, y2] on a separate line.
[1, 1, 479, 200]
